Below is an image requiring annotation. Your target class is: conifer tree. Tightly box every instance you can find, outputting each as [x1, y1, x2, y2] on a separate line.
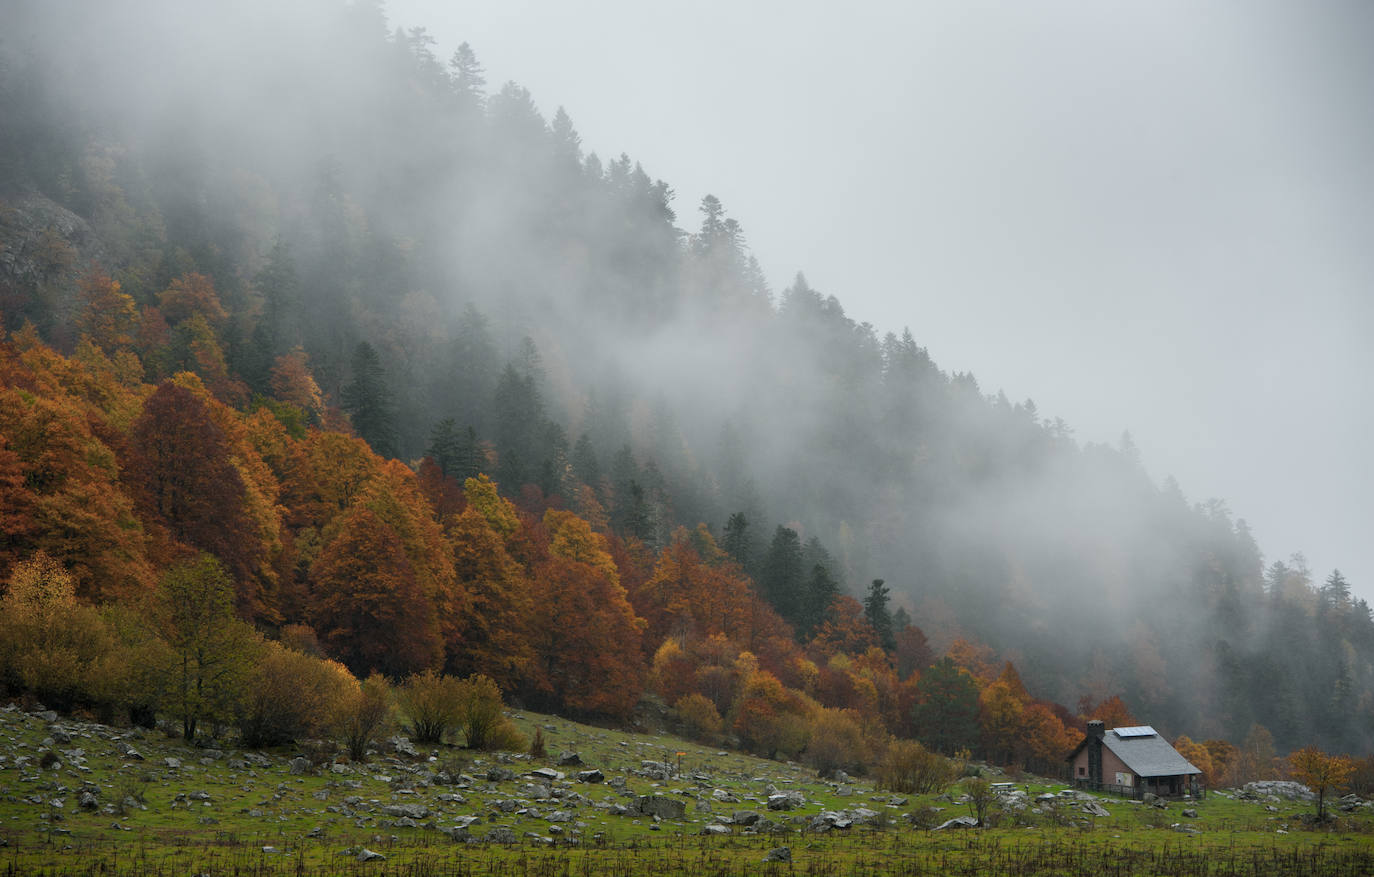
[343, 341, 396, 458]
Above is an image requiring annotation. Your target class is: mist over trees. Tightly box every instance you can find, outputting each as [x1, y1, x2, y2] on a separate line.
[2, 0, 1372, 758]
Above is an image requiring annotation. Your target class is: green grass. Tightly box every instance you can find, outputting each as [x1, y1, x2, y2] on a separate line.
[1, 705, 1372, 875]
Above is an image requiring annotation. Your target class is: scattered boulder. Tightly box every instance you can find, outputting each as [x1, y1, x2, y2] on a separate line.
[701, 823, 731, 835]
[485, 827, 517, 844]
[529, 767, 564, 782]
[810, 811, 853, 831]
[388, 736, 419, 758]
[767, 791, 804, 811]
[733, 810, 761, 826]
[1081, 801, 1110, 818]
[934, 816, 980, 830]
[383, 804, 429, 820]
[763, 847, 791, 863]
[576, 769, 604, 784]
[557, 751, 582, 766]
[635, 795, 687, 820]
[356, 848, 386, 862]
[1182, 808, 1198, 818]
[288, 757, 310, 775]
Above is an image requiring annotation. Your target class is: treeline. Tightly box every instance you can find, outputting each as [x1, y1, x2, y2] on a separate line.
[0, 324, 1343, 786]
[1, 0, 1373, 759]
[0, 320, 1079, 772]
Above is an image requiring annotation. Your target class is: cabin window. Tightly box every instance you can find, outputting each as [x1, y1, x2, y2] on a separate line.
[1078, 766, 1085, 776]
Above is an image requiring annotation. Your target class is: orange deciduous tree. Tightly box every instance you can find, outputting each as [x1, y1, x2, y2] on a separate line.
[129, 381, 265, 606]
[308, 506, 442, 677]
[445, 507, 533, 689]
[76, 269, 138, 353]
[526, 551, 646, 719]
[269, 346, 325, 423]
[1081, 694, 1138, 730]
[809, 595, 879, 659]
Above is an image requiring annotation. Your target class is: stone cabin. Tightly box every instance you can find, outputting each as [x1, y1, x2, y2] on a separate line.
[1067, 721, 1203, 798]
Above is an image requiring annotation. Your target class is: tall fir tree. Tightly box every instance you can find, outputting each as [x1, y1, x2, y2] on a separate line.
[342, 341, 396, 458]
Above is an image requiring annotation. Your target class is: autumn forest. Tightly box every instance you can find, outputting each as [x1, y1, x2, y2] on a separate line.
[1, 0, 1372, 790]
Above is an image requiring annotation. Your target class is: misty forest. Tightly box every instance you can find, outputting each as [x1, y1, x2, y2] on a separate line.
[1, 0, 1371, 806]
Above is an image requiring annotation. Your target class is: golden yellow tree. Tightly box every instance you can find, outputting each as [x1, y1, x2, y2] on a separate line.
[1288, 746, 1355, 820]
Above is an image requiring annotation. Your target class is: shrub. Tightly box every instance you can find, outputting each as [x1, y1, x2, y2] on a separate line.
[806, 708, 868, 778]
[964, 776, 996, 826]
[877, 738, 957, 794]
[454, 674, 505, 750]
[485, 718, 527, 753]
[674, 693, 723, 743]
[0, 552, 115, 710]
[333, 672, 392, 762]
[396, 669, 462, 744]
[238, 642, 357, 747]
[529, 726, 547, 759]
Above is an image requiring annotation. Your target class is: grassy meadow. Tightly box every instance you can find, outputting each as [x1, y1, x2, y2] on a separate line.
[1, 705, 1372, 876]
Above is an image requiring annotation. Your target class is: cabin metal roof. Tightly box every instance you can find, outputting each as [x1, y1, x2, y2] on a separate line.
[1101, 728, 1201, 778]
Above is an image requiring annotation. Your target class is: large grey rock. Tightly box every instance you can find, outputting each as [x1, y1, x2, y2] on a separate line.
[529, 767, 564, 782]
[576, 769, 604, 784]
[810, 811, 853, 831]
[701, 823, 731, 835]
[557, 751, 582, 766]
[288, 757, 310, 775]
[389, 736, 419, 758]
[384, 804, 429, 820]
[1081, 801, 1110, 818]
[934, 815, 980, 830]
[767, 791, 804, 810]
[733, 810, 762, 826]
[356, 848, 386, 862]
[485, 827, 517, 844]
[635, 795, 687, 820]
[763, 847, 791, 863]
[1243, 781, 1314, 802]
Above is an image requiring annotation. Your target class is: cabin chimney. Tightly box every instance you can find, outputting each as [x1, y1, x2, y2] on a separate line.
[1086, 720, 1105, 785]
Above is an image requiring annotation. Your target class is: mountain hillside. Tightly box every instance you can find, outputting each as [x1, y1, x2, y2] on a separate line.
[1, 0, 1371, 758]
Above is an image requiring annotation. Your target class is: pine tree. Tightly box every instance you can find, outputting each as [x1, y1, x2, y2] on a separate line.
[342, 341, 396, 458]
[864, 578, 895, 651]
[760, 526, 804, 626]
[428, 417, 463, 478]
[721, 512, 753, 572]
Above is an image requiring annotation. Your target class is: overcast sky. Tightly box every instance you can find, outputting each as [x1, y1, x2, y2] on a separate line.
[386, 0, 1374, 598]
